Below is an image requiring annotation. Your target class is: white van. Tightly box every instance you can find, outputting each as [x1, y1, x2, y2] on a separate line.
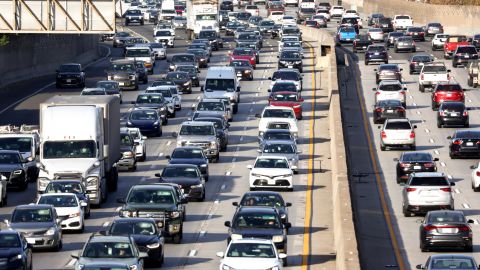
[124, 46, 155, 74]
[202, 67, 240, 113]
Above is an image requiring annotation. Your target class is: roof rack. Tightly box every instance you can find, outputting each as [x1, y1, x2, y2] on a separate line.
[0, 125, 39, 134]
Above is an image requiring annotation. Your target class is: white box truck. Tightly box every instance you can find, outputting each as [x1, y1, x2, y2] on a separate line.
[186, 0, 219, 39]
[37, 95, 121, 206]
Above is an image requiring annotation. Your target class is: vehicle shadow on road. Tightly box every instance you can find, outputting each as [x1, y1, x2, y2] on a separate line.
[283, 254, 336, 267]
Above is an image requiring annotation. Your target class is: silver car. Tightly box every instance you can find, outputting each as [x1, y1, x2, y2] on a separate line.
[173, 121, 220, 162]
[395, 36, 416, 53]
[259, 140, 301, 174]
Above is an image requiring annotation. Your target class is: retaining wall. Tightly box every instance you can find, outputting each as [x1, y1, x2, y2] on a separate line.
[0, 34, 100, 88]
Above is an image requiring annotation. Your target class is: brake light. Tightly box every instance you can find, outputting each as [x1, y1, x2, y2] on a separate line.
[399, 162, 411, 168]
[397, 107, 405, 112]
[476, 141, 480, 145]
[400, 91, 405, 95]
[406, 187, 417, 192]
[375, 91, 380, 95]
[250, 57, 255, 61]
[381, 131, 386, 138]
[439, 110, 445, 116]
[476, 171, 480, 177]
[420, 74, 424, 80]
[423, 225, 436, 231]
[423, 163, 435, 168]
[410, 132, 415, 138]
[440, 187, 451, 192]
[463, 110, 468, 116]
[458, 225, 470, 232]
[411, 61, 417, 65]
[375, 108, 384, 112]
[453, 139, 463, 145]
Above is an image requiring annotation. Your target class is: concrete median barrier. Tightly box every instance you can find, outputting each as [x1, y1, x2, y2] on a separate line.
[300, 25, 361, 270]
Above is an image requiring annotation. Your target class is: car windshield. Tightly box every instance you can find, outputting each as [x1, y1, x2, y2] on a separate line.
[0, 234, 21, 248]
[127, 189, 174, 204]
[408, 27, 422, 32]
[172, 55, 195, 62]
[368, 46, 385, 52]
[300, 8, 315, 13]
[429, 258, 476, 269]
[172, 148, 203, 159]
[12, 208, 53, 222]
[396, 15, 410, 19]
[437, 34, 448, 38]
[136, 95, 164, 104]
[179, 125, 214, 136]
[197, 102, 224, 111]
[402, 153, 432, 162]
[369, 28, 382, 33]
[176, 66, 196, 73]
[43, 141, 96, 159]
[272, 71, 298, 80]
[398, 37, 413, 42]
[146, 89, 172, 97]
[385, 121, 411, 129]
[448, 36, 468, 42]
[282, 28, 299, 35]
[273, 94, 298, 102]
[126, 9, 141, 15]
[234, 212, 281, 228]
[281, 51, 300, 58]
[233, 48, 254, 55]
[155, 30, 171, 37]
[162, 167, 199, 178]
[410, 177, 449, 186]
[237, 12, 251, 19]
[130, 110, 158, 121]
[83, 242, 134, 258]
[82, 90, 106, 95]
[284, 42, 301, 47]
[264, 132, 293, 141]
[0, 152, 20, 164]
[199, 31, 216, 38]
[428, 212, 465, 223]
[436, 84, 462, 91]
[205, 79, 235, 92]
[227, 243, 276, 258]
[116, 32, 130, 37]
[272, 83, 297, 92]
[340, 27, 355, 33]
[197, 118, 223, 129]
[379, 84, 402, 91]
[126, 49, 150, 57]
[96, 82, 119, 91]
[110, 221, 157, 235]
[59, 65, 80, 72]
[45, 182, 84, 194]
[120, 134, 133, 147]
[38, 195, 78, 207]
[305, 21, 317, 26]
[254, 158, 289, 168]
[260, 21, 275, 26]
[0, 137, 32, 153]
[111, 63, 135, 72]
[263, 109, 295, 118]
[440, 102, 465, 110]
[241, 194, 283, 207]
[263, 144, 295, 154]
[166, 72, 189, 80]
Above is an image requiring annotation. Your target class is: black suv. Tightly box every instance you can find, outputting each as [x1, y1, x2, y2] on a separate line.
[117, 184, 188, 243]
[220, 0, 234, 11]
[394, 152, 438, 184]
[56, 63, 85, 88]
[377, 17, 394, 33]
[353, 34, 372, 53]
[437, 101, 469, 128]
[106, 59, 138, 90]
[124, 9, 144, 26]
[0, 230, 33, 270]
[156, 164, 206, 201]
[0, 150, 28, 190]
[365, 45, 388, 65]
[166, 147, 209, 180]
[278, 49, 303, 72]
[198, 30, 224, 50]
[452, 45, 479, 68]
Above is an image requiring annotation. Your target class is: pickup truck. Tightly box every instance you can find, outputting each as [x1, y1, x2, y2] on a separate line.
[443, 35, 469, 59]
[418, 62, 451, 92]
[467, 60, 480, 88]
[393, 15, 413, 30]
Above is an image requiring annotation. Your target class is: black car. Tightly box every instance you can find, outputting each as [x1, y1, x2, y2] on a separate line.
[198, 30, 223, 50]
[224, 207, 290, 255]
[375, 64, 402, 83]
[117, 184, 187, 243]
[175, 65, 200, 86]
[394, 152, 438, 184]
[0, 150, 28, 190]
[472, 34, 480, 49]
[225, 21, 243, 36]
[156, 164, 206, 201]
[405, 27, 426, 41]
[166, 147, 209, 181]
[187, 49, 209, 68]
[437, 102, 469, 128]
[229, 60, 254, 80]
[126, 108, 163, 136]
[271, 24, 282, 39]
[377, 17, 394, 33]
[365, 45, 388, 65]
[235, 11, 251, 23]
[448, 130, 480, 159]
[168, 53, 197, 71]
[353, 34, 373, 53]
[419, 210, 473, 252]
[452, 45, 479, 68]
[409, 54, 434, 74]
[134, 60, 149, 83]
[232, 191, 291, 225]
[373, 99, 405, 124]
[55, 63, 85, 88]
[385, 31, 404, 47]
[0, 230, 33, 270]
[194, 117, 229, 151]
[107, 218, 165, 266]
[278, 49, 303, 72]
[165, 71, 192, 94]
[220, 0, 234, 11]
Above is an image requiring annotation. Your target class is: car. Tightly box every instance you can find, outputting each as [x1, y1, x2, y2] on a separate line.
[259, 129, 297, 148]
[145, 85, 181, 113]
[247, 156, 295, 191]
[269, 81, 299, 97]
[55, 63, 85, 88]
[278, 35, 300, 52]
[258, 20, 276, 34]
[303, 19, 320, 28]
[165, 71, 192, 94]
[416, 254, 479, 270]
[469, 161, 480, 191]
[425, 22, 444, 36]
[379, 118, 416, 151]
[156, 164, 206, 201]
[194, 116, 229, 151]
[409, 54, 434, 74]
[393, 14, 413, 30]
[394, 152, 438, 184]
[338, 16, 360, 33]
[233, 191, 291, 224]
[9, 204, 63, 251]
[437, 101, 469, 128]
[385, 31, 404, 47]
[367, 28, 384, 42]
[125, 47, 155, 74]
[37, 193, 86, 232]
[80, 87, 106, 96]
[373, 80, 406, 107]
[194, 98, 231, 121]
[96, 81, 123, 103]
[124, 9, 144, 25]
[168, 53, 197, 72]
[198, 30, 223, 50]
[467, 60, 480, 88]
[126, 109, 163, 138]
[452, 45, 479, 68]
[166, 147, 209, 180]
[278, 49, 302, 72]
[172, 121, 220, 162]
[431, 82, 464, 110]
[365, 45, 388, 65]
[122, 127, 147, 162]
[187, 49, 210, 68]
[268, 91, 304, 120]
[236, 11, 252, 22]
[0, 230, 33, 270]
[229, 59, 254, 80]
[257, 106, 298, 137]
[72, 234, 148, 270]
[444, 35, 470, 59]
[402, 172, 455, 217]
[220, 0, 234, 11]
[405, 27, 426, 41]
[175, 65, 200, 87]
[107, 59, 138, 90]
[311, 15, 327, 27]
[329, 5, 344, 18]
[418, 62, 451, 92]
[112, 31, 132, 47]
[154, 29, 174, 47]
[431, 33, 449, 51]
[336, 26, 356, 44]
[172, 16, 187, 28]
[133, 60, 149, 83]
[133, 93, 170, 123]
[352, 34, 373, 53]
[394, 36, 416, 53]
[245, 5, 260, 16]
[419, 210, 473, 252]
[377, 17, 394, 33]
[259, 140, 300, 173]
[374, 64, 403, 84]
[372, 99, 405, 124]
[217, 239, 287, 270]
[0, 150, 29, 190]
[269, 69, 302, 92]
[118, 131, 137, 171]
[230, 48, 257, 69]
[367, 13, 384, 26]
[44, 180, 91, 218]
[448, 130, 480, 159]
[225, 21, 243, 36]
[116, 184, 187, 243]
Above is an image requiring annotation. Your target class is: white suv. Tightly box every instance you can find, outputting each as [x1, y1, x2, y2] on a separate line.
[402, 172, 455, 217]
[373, 80, 407, 107]
[256, 106, 299, 138]
[247, 156, 295, 191]
[431, 34, 449, 51]
[379, 118, 416, 151]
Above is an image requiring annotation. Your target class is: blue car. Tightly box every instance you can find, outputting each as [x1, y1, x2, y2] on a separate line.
[126, 108, 163, 136]
[0, 230, 33, 270]
[337, 27, 357, 44]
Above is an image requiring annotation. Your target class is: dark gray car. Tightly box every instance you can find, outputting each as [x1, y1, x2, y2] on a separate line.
[0, 150, 28, 190]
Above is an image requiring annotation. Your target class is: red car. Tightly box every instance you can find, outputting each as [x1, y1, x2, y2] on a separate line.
[230, 48, 257, 68]
[175, 5, 185, 15]
[431, 82, 465, 110]
[444, 35, 470, 59]
[268, 91, 304, 119]
[267, 3, 284, 15]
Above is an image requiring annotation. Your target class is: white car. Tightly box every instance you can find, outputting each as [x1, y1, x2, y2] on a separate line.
[154, 29, 175, 47]
[217, 239, 287, 270]
[37, 193, 86, 231]
[245, 5, 259, 16]
[257, 106, 299, 138]
[393, 14, 413, 30]
[247, 156, 295, 191]
[431, 34, 449, 51]
[329, 6, 344, 18]
[145, 85, 181, 111]
[149, 42, 166, 60]
[122, 127, 147, 162]
[342, 14, 363, 28]
[402, 172, 455, 217]
[278, 36, 301, 51]
[269, 11, 284, 23]
[281, 15, 296, 25]
[367, 28, 384, 42]
[379, 118, 416, 151]
[0, 175, 6, 206]
[471, 162, 480, 191]
[373, 80, 406, 107]
[316, 10, 330, 21]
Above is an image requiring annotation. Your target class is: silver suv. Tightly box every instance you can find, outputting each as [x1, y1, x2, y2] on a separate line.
[172, 121, 220, 162]
[379, 118, 416, 151]
[402, 172, 455, 217]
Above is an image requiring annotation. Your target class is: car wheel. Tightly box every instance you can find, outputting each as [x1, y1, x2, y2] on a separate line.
[465, 245, 473, 252]
[19, 179, 28, 191]
[419, 84, 425, 92]
[420, 242, 429, 252]
[143, 78, 148, 84]
[410, 145, 416, 151]
[172, 231, 182, 244]
[364, 60, 369, 65]
[453, 61, 457, 68]
[54, 240, 63, 252]
[380, 145, 386, 151]
[249, 186, 255, 191]
[468, 77, 473, 87]
[409, 69, 413, 75]
[450, 152, 456, 159]
[283, 257, 288, 267]
[403, 206, 412, 217]
[162, 117, 168, 125]
[465, 122, 470, 128]
[394, 47, 398, 53]
[131, 164, 137, 172]
[199, 189, 206, 202]
[437, 121, 443, 128]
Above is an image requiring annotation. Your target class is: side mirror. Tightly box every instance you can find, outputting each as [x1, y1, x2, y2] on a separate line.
[284, 222, 292, 229]
[154, 173, 161, 178]
[116, 198, 126, 203]
[216, 251, 225, 258]
[372, 87, 377, 91]
[447, 69, 451, 72]
[403, 87, 407, 90]
[165, 155, 171, 160]
[433, 158, 439, 161]
[377, 126, 381, 129]
[232, 202, 238, 206]
[172, 132, 178, 138]
[416, 264, 424, 269]
[268, 89, 271, 92]
[71, 252, 80, 259]
[373, 69, 377, 72]
[470, 165, 477, 169]
[80, 202, 88, 207]
[450, 182, 456, 186]
[468, 219, 475, 223]
[26, 156, 33, 162]
[268, 77, 272, 80]
[278, 253, 287, 259]
[447, 136, 452, 139]
[393, 158, 399, 161]
[255, 114, 261, 118]
[224, 221, 231, 227]
[236, 86, 241, 92]
[246, 165, 253, 169]
[413, 125, 417, 129]
[276, 55, 279, 58]
[400, 68, 403, 71]
[180, 197, 188, 204]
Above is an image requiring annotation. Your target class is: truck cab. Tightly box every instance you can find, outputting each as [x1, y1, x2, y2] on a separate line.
[124, 47, 155, 74]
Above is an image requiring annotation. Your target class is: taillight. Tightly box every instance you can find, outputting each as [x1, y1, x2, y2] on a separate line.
[423, 163, 435, 168]
[400, 91, 405, 95]
[453, 139, 463, 145]
[375, 108, 384, 112]
[439, 110, 445, 116]
[440, 187, 451, 192]
[381, 131, 386, 138]
[375, 91, 380, 95]
[458, 226, 470, 232]
[410, 132, 415, 138]
[406, 187, 417, 192]
[476, 171, 480, 177]
[399, 162, 411, 168]
[424, 225, 436, 231]
[411, 61, 417, 65]
[420, 74, 424, 80]
[397, 107, 405, 112]
[250, 57, 255, 61]
[463, 110, 468, 116]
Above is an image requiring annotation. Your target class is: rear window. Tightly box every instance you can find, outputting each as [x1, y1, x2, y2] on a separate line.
[396, 15, 410, 19]
[455, 131, 480, 139]
[422, 65, 447, 73]
[410, 176, 449, 186]
[428, 212, 465, 223]
[368, 46, 385, 52]
[401, 153, 432, 162]
[456, 46, 477, 54]
[436, 84, 462, 91]
[379, 84, 402, 91]
[440, 102, 465, 110]
[385, 121, 411, 129]
[412, 55, 432, 62]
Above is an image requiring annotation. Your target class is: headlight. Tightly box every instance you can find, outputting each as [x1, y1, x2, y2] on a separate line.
[170, 211, 181, 218]
[86, 176, 98, 187]
[9, 254, 22, 262]
[293, 132, 298, 137]
[44, 227, 56, 236]
[69, 212, 81, 218]
[153, 121, 159, 126]
[210, 141, 217, 147]
[222, 265, 234, 270]
[200, 164, 208, 167]
[169, 65, 175, 69]
[183, 81, 190, 86]
[127, 121, 132, 126]
[191, 183, 203, 189]
[251, 173, 264, 177]
[295, 61, 302, 64]
[280, 213, 287, 219]
[160, 107, 166, 111]
[129, 265, 138, 270]
[245, 70, 251, 73]
[230, 233, 242, 240]
[129, 75, 136, 80]
[13, 170, 23, 175]
[123, 151, 134, 158]
[272, 235, 284, 243]
[147, 242, 160, 249]
[278, 174, 292, 178]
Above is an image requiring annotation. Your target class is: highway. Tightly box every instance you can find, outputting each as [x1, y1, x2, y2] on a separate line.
[337, 12, 480, 270]
[0, 5, 336, 270]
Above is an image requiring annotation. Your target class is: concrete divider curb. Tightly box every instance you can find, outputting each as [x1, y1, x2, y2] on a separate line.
[300, 25, 361, 270]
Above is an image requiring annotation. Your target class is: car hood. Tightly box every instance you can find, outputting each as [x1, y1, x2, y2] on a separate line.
[259, 118, 298, 132]
[10, 222, 54, 232]
[250, 167, 292, 176]
[78, 257, 138, 266]
[221, 258, 280, 269]
[203, 91, 235, 99]
[270, 101, 301, 107]
[108, 71, 135, 77]
[261, 152, 297, 160]
[41, 158, 98, 178]
[279, 58, 301, 62]
[161, 177, 201, 186]
[57, 72, 81, 76]
[177, 135, 217, 142]
[0, 164, 23, 172]
[123, 203, 177, 212]
[169, 158, 207, 166]
[55, 207, 81, 216]
[130, 119, 158, 126]
[171, 79, 190, 84]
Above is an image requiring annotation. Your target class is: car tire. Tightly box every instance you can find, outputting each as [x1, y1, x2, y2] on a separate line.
[131, 164, 137, 172]
[409, 69, 413, 75]
[54, 240, 63, 252]
[453, 61, 457, 68]
[465, 245, 473, 252]
[143, 78, 148, 84]
[465, 122, 470, 128]
[162, 117, 168, 126]
[419, 84, 425, 93]
[172, 230, 182, 244]
[468, 77, 473, 87]
[450, 152, 456, 159]
[420, 242, 429, 252]
[394, 47, 398, 53]
[199, 189, 206, 202]
[437, 121, 443, 128]
[385, 60, 388, 64]
[403, 206, 412, 217]
[410, 145, 416, 151]
[380, 145, 386, 151]
[365, 60, 369, 65]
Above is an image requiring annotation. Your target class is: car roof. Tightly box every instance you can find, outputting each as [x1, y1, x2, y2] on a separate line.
[229, 238, 274, 244]
[165, 163, 198, 168]
[131, 184, 175, 191]
[181, 121, 215, 126]
[15, 204, 54, 210]
[263, 140, 296, 145]
[378, 80, 401, 85]
[386, 118, 410, 123]
[0, 150, 20, 154]
[111, 217, 156, 224]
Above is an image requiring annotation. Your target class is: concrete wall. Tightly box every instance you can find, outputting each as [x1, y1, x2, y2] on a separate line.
[0, 34, 100, 88]
[300, 25, 361, 270]
[343, 0, 480, 35]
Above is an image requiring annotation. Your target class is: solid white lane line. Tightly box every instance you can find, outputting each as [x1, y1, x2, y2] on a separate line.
[239, 136, 244, 141]
[417, 111, 421, 115]
[221, 184, 226, 190]
[102, 221, 110, 227]
[214, 200, 219, 204]
[158, 152, 164, 157]
[409, 95, 413, 99]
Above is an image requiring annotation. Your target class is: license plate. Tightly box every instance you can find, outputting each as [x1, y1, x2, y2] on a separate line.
[119, 82, 125, 86]
[465, 55, 470, 58]
[346, 38, 351, 41]
[446, 94, 452, 97]
[413, 33, 418, 35]
[386, 109, 394, 113]
[288, 65, 293, 68]
[26, 238, 36, 244]
[374, 52, 380, 55]
[66, 79, 71, 83]
[467, 142, 474, 146]
[439, 228, 457, 234]
[450, 112, 458, 116]
[419, 63, 424, 66]
[414, 165, 421, 170]
[363, 46, 366, 49]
